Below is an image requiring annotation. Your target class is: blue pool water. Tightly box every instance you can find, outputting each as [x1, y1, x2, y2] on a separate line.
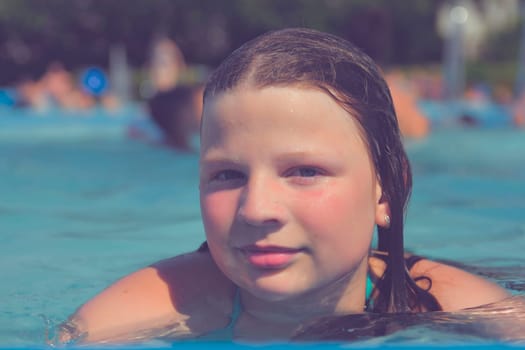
[0, 108, 524, 348]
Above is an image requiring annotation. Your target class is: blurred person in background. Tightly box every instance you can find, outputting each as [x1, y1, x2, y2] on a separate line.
[512, 90, 525, 127]
[140, 36, 204, 150]
[385, 70, 431, 139]
[41, 62, 96, 110]
[147, 84, 203, 151]
[148, 37, 187, 94]
[13, 77, 48, 111]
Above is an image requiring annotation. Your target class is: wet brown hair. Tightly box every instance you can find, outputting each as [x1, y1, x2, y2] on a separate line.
[202, 28, 439, 313]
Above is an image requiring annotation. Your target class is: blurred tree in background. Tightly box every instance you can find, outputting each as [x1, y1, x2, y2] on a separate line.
[0, 0, 521, 87]
[0, 0, 444, 85]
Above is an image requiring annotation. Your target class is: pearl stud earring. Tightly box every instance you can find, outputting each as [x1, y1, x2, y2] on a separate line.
[384, 215, 391, 228]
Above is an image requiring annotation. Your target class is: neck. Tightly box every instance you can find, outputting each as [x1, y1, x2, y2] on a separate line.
[239, 260, 369, 329]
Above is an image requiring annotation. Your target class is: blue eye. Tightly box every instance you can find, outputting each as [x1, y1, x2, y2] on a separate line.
[211, 169, 245, 182]
[288, 167, 322, 178]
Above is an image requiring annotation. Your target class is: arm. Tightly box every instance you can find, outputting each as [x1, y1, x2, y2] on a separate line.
[409, 259, 511, 311]
[369, 254, 510, 311]
[59, 266, 182, 344]
[59, 252, 234, 344]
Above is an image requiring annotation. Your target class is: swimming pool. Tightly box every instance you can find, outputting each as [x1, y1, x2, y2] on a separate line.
[0, 110, 524, 347]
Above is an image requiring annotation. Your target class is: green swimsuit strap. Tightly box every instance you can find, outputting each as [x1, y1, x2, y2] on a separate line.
[229, 287, 242, 328]
[364, 273, 376, 312]
[197, 287, 242, 341]
[365, 274, 374, 301]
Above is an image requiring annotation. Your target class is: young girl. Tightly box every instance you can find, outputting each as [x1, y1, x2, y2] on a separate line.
[58, 28, 509, 344]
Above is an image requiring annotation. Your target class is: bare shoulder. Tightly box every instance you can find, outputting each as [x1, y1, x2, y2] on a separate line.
[63, 251, 234, 343]
[409, 258, 511, 311]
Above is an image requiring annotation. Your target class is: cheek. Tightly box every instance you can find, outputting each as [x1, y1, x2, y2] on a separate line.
[200, 191, 237, 239]
[297, 178, 376, 245]
[200, 191, 245, 283]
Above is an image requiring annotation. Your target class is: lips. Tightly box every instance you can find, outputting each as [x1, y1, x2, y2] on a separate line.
[239, 245, 303, 269]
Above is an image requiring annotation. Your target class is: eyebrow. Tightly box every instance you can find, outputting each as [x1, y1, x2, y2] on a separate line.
[203, 152, 337, 172]
[200, 151, 242, 167]
[273, 150, 334, 162]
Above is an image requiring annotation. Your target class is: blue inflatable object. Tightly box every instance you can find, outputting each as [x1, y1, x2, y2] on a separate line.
[0, 88, 17, 106]
[81, 67, 108, 96]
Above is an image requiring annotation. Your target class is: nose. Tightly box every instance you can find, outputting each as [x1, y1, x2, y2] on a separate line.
[237, 175, 286, 228]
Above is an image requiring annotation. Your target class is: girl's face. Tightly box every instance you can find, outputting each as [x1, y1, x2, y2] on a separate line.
[199, 85, 389, 302]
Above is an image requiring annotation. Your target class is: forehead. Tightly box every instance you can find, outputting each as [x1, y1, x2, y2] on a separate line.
[200, 85, 368, 154]
[202, 85, 361, 130]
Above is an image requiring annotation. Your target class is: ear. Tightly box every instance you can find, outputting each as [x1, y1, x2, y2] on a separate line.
[374, 180, 391, 228]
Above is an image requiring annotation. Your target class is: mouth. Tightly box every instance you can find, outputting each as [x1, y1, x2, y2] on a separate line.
[238, 244, 304, 269]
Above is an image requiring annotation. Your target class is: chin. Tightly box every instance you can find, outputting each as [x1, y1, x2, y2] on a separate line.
[249, 285, 297, 301]
[245, 272, 309, 301]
